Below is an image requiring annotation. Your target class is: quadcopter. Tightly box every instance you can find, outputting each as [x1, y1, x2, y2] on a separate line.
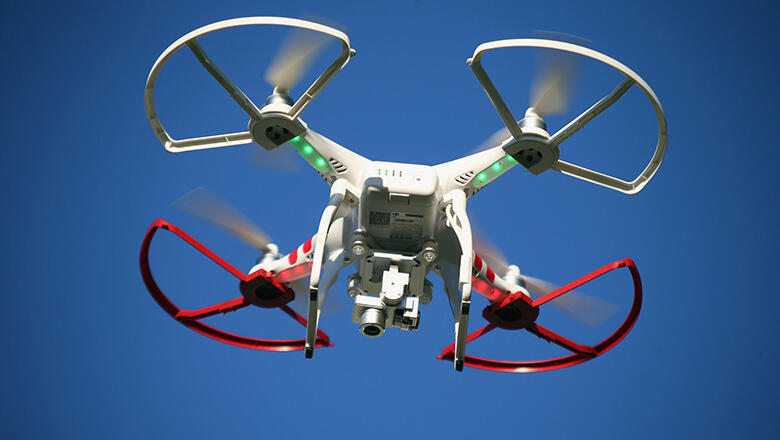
[140, 17, 667, 372]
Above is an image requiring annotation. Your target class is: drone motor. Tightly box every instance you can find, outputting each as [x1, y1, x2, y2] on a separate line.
[502, 107, 560, 174]
[249, 95, 307, 151]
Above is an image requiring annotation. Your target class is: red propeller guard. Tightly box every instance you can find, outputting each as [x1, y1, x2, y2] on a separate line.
[139, 218, 332, 351]
[438, 259, 642, 373]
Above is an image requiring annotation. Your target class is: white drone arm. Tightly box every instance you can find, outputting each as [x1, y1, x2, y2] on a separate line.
[470, 254, 531, 303]
[434, 143, 518, 198]
[248, 236, 317, 283]
[291, 129, 371, 192]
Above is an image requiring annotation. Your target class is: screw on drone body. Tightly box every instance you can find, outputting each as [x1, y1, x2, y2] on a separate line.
[351, 232, 368, 257]
[420, 241, 438, 263]
[352, 242, 367, 256]
[347, 274, 362, 298]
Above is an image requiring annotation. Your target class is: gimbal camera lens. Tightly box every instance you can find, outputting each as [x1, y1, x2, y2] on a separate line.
[359, 308, 386, 337]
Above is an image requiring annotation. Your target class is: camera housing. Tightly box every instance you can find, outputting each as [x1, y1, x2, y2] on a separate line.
[352, 294, 420, 337]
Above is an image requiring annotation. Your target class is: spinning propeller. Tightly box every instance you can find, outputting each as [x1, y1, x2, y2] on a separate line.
[472, 32, 588, 154]
[248, 26, 338, 172]
[171, 187, 344, 315]
[248, 139, 301, 172]
[472, 231, 618, 327]
[265, 27, 332, 96]
[528, 32, 588, 119]
[172, 187, 276, 254]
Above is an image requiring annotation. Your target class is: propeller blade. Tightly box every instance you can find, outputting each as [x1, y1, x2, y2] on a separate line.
[472, 228, 509, 276]
[473, 223, 617, 327]
[289, 277, 311, 311]
[248, 144, 301, 172]
[470, 125, 513, 154]
[529, 32, 589, 118]
[264, 27, 331, 93]
[172, 187, 272, 252]
[523, 275, 618, 328]
[287, 278, 346, 317]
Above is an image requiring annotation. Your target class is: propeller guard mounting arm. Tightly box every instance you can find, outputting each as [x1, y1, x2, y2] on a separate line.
[139, 219, 332, 351]
[437, 258, 642, 373]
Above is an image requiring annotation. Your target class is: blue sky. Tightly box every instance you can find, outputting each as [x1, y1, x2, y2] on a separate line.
[2, 0, 778, 438]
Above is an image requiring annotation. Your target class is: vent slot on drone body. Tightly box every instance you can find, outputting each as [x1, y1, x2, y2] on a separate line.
[455, 171, 475, 185]
[329, 158, 347, 174]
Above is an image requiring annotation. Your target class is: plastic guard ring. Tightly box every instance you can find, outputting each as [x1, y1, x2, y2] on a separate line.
[437, 259, 642, 373]
[139, 218, 332, 351]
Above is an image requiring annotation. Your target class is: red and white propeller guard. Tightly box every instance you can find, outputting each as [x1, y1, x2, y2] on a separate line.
[139, 219, 332, 351]
[438, 258, 642, 373]
[140, 219, 640, 372]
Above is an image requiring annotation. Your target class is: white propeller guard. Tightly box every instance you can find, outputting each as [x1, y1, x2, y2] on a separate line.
[144, 17, 354, 153]
[468, 39, 667, 195]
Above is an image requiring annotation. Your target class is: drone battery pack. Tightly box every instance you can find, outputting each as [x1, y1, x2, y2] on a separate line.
[359, 162, 440, 252]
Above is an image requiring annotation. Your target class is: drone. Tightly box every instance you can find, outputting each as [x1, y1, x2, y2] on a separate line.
[140, 17, 667, 372]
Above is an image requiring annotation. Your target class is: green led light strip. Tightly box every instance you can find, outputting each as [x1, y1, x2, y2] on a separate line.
[470, 155, 517, 189]
[289, 135, 331, 173]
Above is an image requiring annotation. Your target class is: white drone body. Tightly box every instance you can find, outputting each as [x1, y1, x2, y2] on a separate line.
[145, 17, 667, 371]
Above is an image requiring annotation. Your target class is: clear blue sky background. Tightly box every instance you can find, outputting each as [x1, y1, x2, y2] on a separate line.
[2, 0, 778, 438]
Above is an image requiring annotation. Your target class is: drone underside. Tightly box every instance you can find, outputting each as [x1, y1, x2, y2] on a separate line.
[140, 17, 667, 373]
